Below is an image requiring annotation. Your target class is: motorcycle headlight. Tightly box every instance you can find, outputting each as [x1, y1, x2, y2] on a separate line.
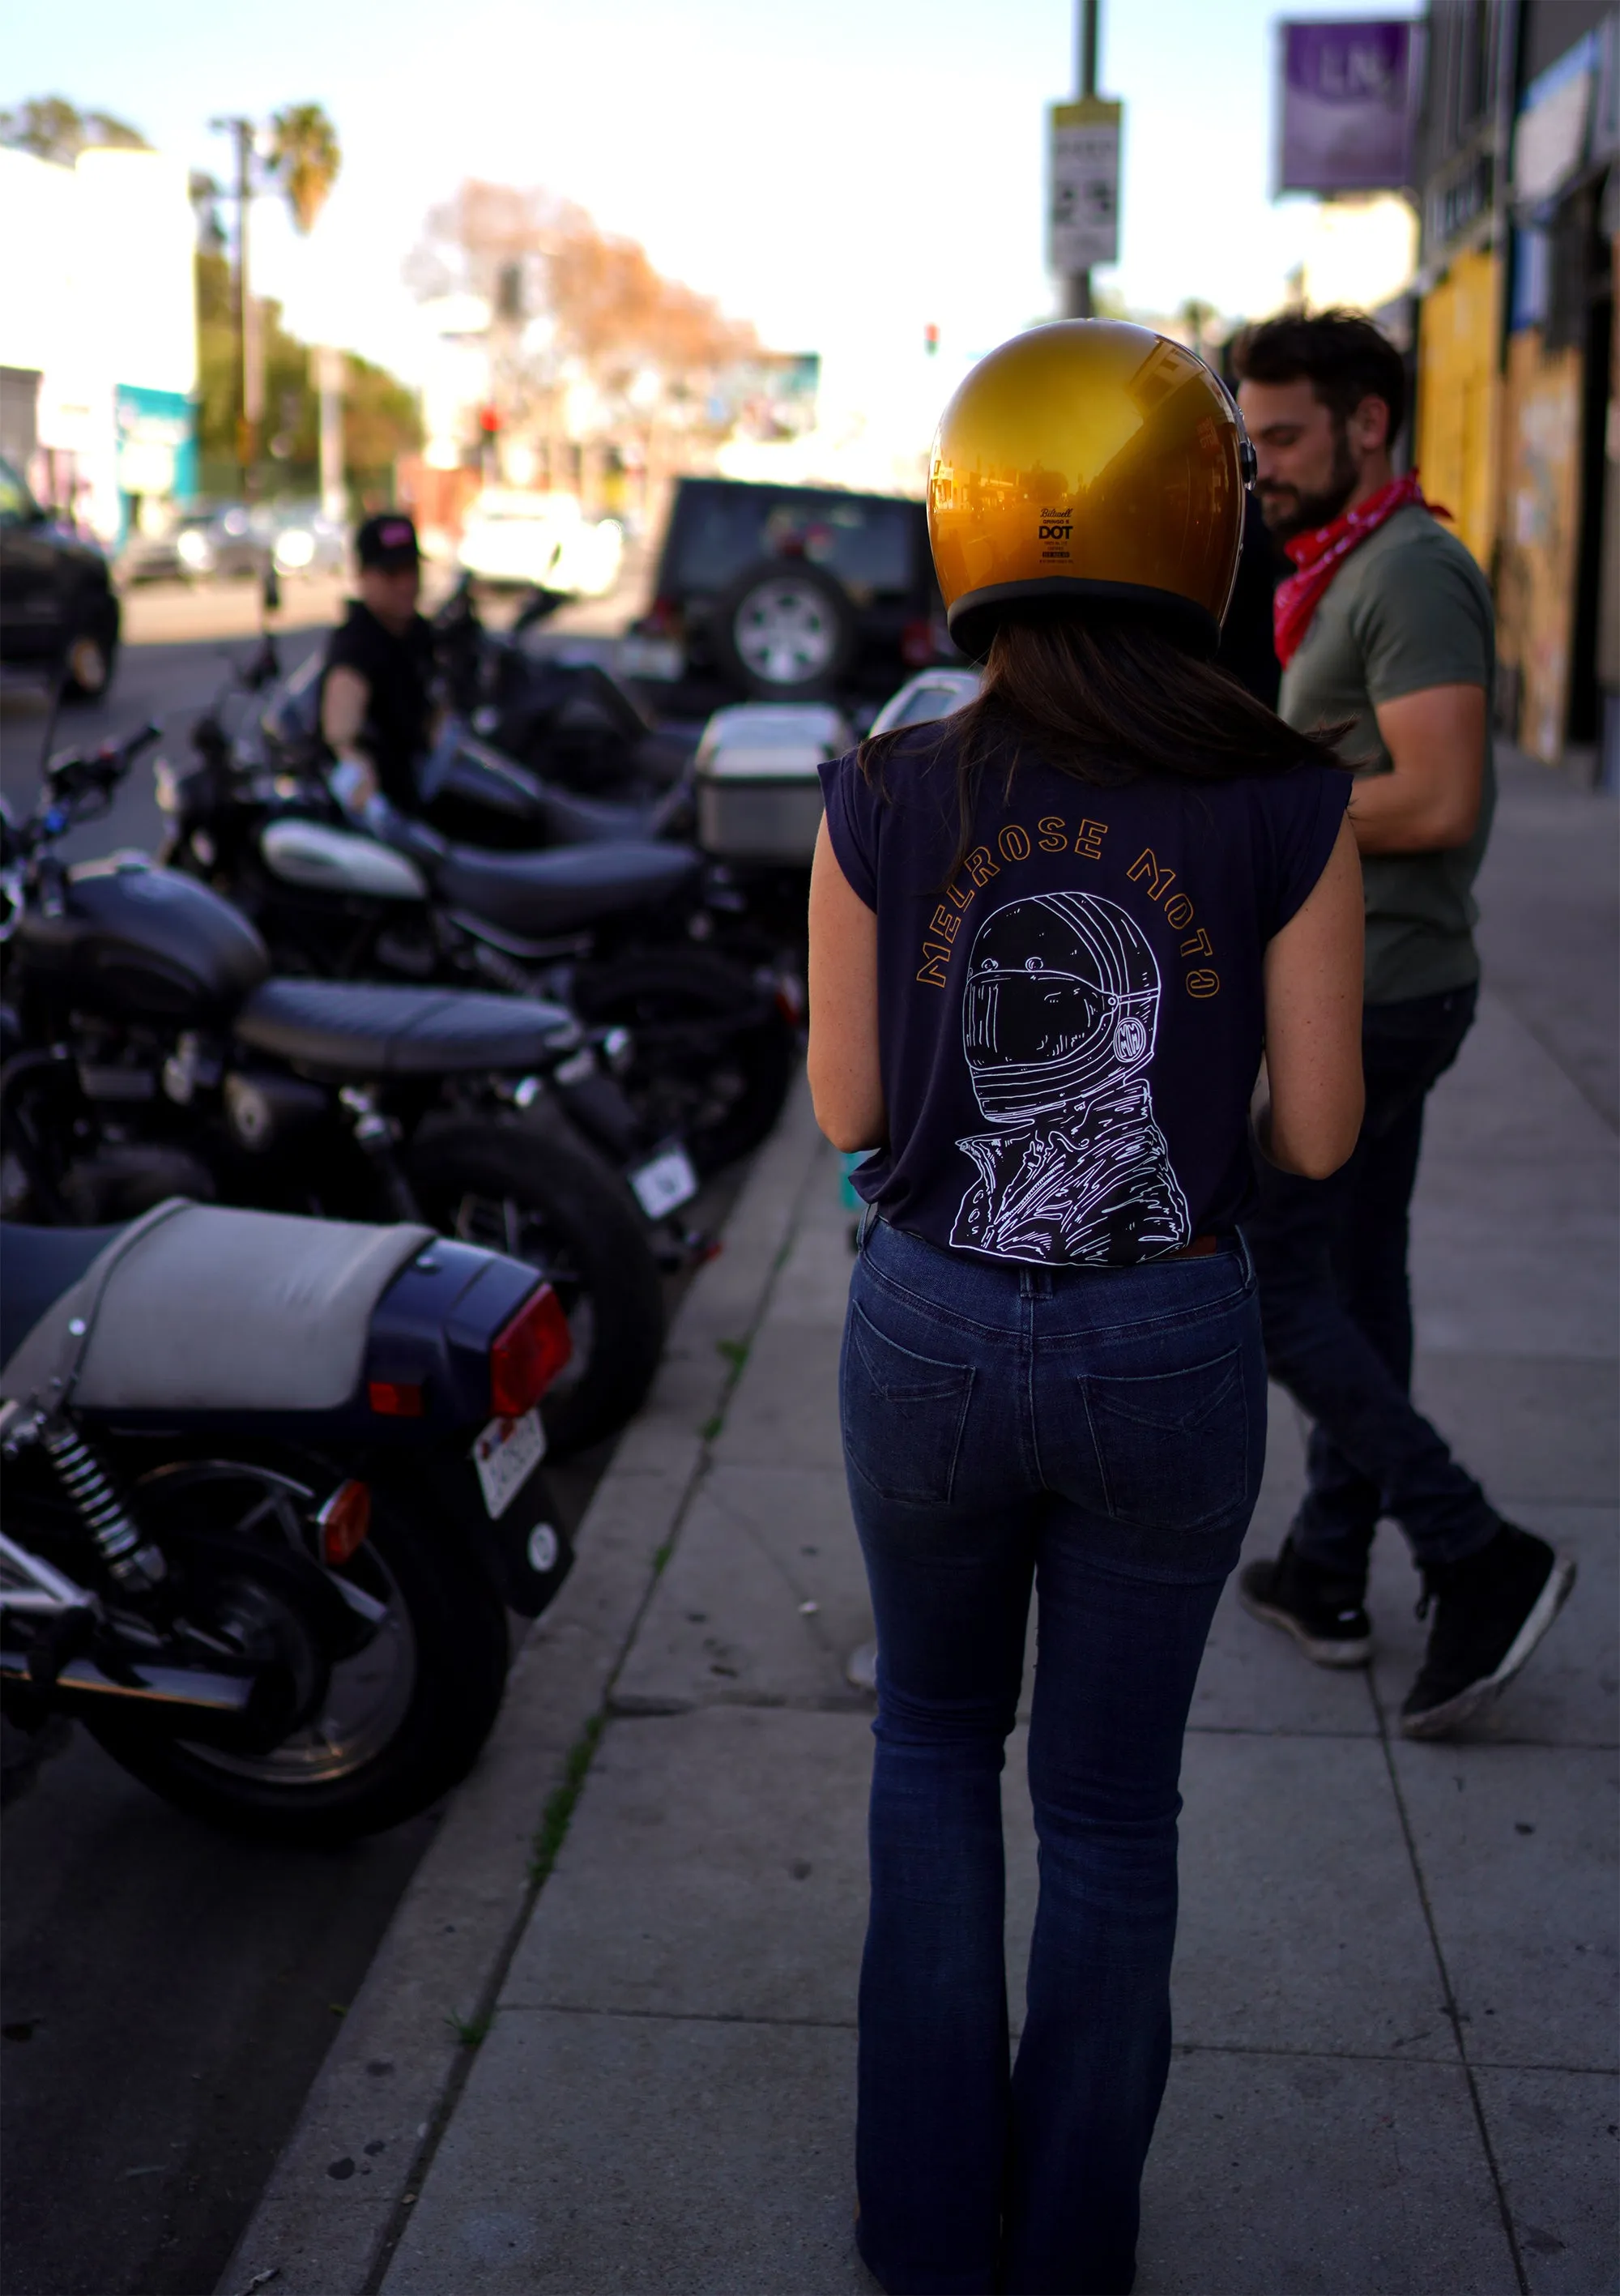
[275, 529, 315, 570]
[176, 529, 211, 568]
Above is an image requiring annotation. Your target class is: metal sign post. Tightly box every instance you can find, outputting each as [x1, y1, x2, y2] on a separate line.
[1049, 0, 1119, 318]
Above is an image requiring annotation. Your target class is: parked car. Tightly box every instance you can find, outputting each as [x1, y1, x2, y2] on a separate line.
[170, 502, 272, 583]
[458, 492, 624, 599]
[0, 455, 120, 700]
[625, 477, 954, 714]
[266, 498, 347, 578]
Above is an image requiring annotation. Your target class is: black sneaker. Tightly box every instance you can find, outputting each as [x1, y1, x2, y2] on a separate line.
[1238, 1538, 1372, 1667]
[1400, 1524, 1576, 1740]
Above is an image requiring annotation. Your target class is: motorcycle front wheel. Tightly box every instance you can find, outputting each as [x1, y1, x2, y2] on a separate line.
[407, 1113, 666, 1457]
[85, 1449, 509, 1846]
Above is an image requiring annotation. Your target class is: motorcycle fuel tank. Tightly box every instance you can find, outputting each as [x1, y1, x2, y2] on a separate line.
[260, 818, 429, 901]
[13, 856, 270, 1023]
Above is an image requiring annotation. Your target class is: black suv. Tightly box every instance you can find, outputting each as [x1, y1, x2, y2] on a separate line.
[0, 456, 121, 699]
[629, 478, 953, 712]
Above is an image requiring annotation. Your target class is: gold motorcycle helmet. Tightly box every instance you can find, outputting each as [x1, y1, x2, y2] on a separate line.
[928, 320, 1255, 660]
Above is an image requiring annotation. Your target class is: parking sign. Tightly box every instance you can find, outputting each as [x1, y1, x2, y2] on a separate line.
[1049, 97, 1122, 271]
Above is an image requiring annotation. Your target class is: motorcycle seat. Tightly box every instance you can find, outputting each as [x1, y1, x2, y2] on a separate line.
[234, 979, 578, 1079]
[433, 838, 701, 937]
[2, 1201, 433, 1415]
[536, 781, 691, 847]
[0, 1223, 123, 1369]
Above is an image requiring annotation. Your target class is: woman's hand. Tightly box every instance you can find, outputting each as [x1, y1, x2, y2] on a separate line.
[807, 817, 887, 1154]
[1260, 814, 1365, 1178]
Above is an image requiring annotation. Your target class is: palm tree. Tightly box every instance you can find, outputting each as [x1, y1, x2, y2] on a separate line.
[268, 103, 340, 234]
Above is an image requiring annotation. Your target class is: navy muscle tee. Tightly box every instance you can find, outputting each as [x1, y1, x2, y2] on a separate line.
[819, 729, 1349, 1267]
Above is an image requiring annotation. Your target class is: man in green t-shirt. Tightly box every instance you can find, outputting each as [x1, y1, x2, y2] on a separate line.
[1232, 310, 1573, 1739]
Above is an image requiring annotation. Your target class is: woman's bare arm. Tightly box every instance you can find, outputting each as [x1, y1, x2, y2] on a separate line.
[806, 817, 886, 1154]
[1259, 814, 1365, 1178]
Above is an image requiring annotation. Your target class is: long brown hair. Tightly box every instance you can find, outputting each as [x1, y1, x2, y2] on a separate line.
[859, 608, 1349, 881]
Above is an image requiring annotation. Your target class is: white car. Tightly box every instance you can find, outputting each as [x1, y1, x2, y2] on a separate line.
[457, 491, 624, 598]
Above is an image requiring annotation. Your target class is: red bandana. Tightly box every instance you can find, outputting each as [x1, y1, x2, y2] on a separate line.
[1273, 472, 1448, 668]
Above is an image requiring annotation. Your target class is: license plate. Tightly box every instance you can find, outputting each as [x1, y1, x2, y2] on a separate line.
[629, 1142, 699, 1220]
[472, 1406, 547, 1519]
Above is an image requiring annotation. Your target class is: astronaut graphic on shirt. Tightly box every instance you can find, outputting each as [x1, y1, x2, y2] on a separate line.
[950, 890, 1191, 1265]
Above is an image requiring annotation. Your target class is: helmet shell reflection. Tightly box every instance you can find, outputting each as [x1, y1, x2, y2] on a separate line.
[962, 891, 1161, 1123]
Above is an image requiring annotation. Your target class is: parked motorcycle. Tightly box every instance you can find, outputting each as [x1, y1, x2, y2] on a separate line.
[159, 693, 799, 1177]
[1, 1196, 574, 1842]
[1, 728, 666, 1457]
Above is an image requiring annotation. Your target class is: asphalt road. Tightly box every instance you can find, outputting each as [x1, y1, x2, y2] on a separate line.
[0, 596, 734, 2296]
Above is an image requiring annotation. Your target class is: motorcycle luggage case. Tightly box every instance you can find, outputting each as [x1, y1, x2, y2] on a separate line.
[12, 856, 269, 1024]
[693, 703, 852, 865]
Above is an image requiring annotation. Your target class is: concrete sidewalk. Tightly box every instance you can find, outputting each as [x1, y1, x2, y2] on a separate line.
[376, 753, 1617, 2296]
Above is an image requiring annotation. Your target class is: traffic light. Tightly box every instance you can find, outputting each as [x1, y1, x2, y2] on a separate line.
[479, 406, 501, 436]
[923, 323, 940, 356]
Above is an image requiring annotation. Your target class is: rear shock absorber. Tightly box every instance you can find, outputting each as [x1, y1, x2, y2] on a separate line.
[40, 1422, 166, 1590]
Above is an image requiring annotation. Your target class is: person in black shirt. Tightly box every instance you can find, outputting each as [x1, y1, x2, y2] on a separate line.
[319, 513, 439, 813]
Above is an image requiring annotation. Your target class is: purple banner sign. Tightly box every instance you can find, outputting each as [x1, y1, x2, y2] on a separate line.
[1278, 19, 1415, 194]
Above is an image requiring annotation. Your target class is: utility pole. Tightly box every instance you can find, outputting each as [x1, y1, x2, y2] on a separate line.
[211, 116, 262, 501]
[1048, 0, 1119, 323]
[313, 344, 346, 522]
[1065, 0, 1101, 318]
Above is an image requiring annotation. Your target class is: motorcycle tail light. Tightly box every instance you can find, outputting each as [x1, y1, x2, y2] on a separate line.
[369, 1380, 424, 1417]
[643, 595, 677, 634]
[316, 1479, 372, 1565]
[490, 1283, 573, 1419]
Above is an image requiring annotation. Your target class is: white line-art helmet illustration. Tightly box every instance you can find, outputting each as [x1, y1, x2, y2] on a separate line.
[961, 892, 1162, 1124]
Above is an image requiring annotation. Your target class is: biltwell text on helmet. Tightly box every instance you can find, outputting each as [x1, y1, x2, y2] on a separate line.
[961, 892, 1162, 1124]
[928, 320, 1251, 661]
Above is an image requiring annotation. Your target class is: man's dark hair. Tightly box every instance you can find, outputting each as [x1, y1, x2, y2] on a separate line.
[1230, 308, 1407, 446]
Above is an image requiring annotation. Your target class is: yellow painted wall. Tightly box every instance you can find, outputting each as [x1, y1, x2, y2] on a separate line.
[1415, 247, 1502, 574]
[1497, 330, 1585, 763]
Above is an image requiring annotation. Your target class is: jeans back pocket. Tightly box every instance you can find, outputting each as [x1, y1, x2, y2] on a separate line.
[842, 1301, 974, 1505]
[1081, 1347, 1249, 1532]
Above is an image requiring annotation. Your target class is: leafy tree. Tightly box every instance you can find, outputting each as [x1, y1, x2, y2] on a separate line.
[194, 249, 420, 502]
[0, 95, 148, 162]
[267, 102, 340, 233]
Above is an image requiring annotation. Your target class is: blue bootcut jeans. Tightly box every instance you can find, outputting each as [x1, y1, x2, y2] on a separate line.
[842, 1217, 1265, 2296]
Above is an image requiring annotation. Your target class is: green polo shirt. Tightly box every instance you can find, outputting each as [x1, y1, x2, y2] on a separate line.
[1277, 502, 1495, 1006]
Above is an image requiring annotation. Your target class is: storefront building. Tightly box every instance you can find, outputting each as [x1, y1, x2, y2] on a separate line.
[0, 143, 198, 548]
[1413, 1, 1618, 782]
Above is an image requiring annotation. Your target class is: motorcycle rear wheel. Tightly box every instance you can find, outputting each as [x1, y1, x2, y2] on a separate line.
[408, 1114, 666, 1457]
[575, 948, 796, 1176]
[84, 1449, 509, 1846]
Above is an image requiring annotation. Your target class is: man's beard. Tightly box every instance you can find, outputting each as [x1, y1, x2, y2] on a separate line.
[1257, 426, 1358, 540]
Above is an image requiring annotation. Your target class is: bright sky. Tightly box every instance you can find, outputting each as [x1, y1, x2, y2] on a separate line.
[4, 0, 1413, 395]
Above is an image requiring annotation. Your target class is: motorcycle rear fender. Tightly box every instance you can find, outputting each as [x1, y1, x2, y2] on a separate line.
[377, 1453, 574, 1619]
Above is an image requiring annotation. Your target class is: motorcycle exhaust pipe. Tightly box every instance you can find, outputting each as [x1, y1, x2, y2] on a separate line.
[0, 1646, 255, 1719]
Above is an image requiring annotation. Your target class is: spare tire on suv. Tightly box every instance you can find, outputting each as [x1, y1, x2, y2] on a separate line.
[714, 559, 856, 699]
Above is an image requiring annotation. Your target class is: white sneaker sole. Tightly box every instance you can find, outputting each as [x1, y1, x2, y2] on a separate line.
[1238, 1581, 1371, 1669]
[1399, 1554, 1578, 1740]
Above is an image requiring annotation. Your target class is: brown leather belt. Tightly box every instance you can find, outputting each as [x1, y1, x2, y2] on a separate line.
[1171, 1235, 1219, 1259]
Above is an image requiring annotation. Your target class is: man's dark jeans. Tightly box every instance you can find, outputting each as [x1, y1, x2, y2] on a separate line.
[1247, 984, 1497, 1581]
[842, 1218, 1264, 2295]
